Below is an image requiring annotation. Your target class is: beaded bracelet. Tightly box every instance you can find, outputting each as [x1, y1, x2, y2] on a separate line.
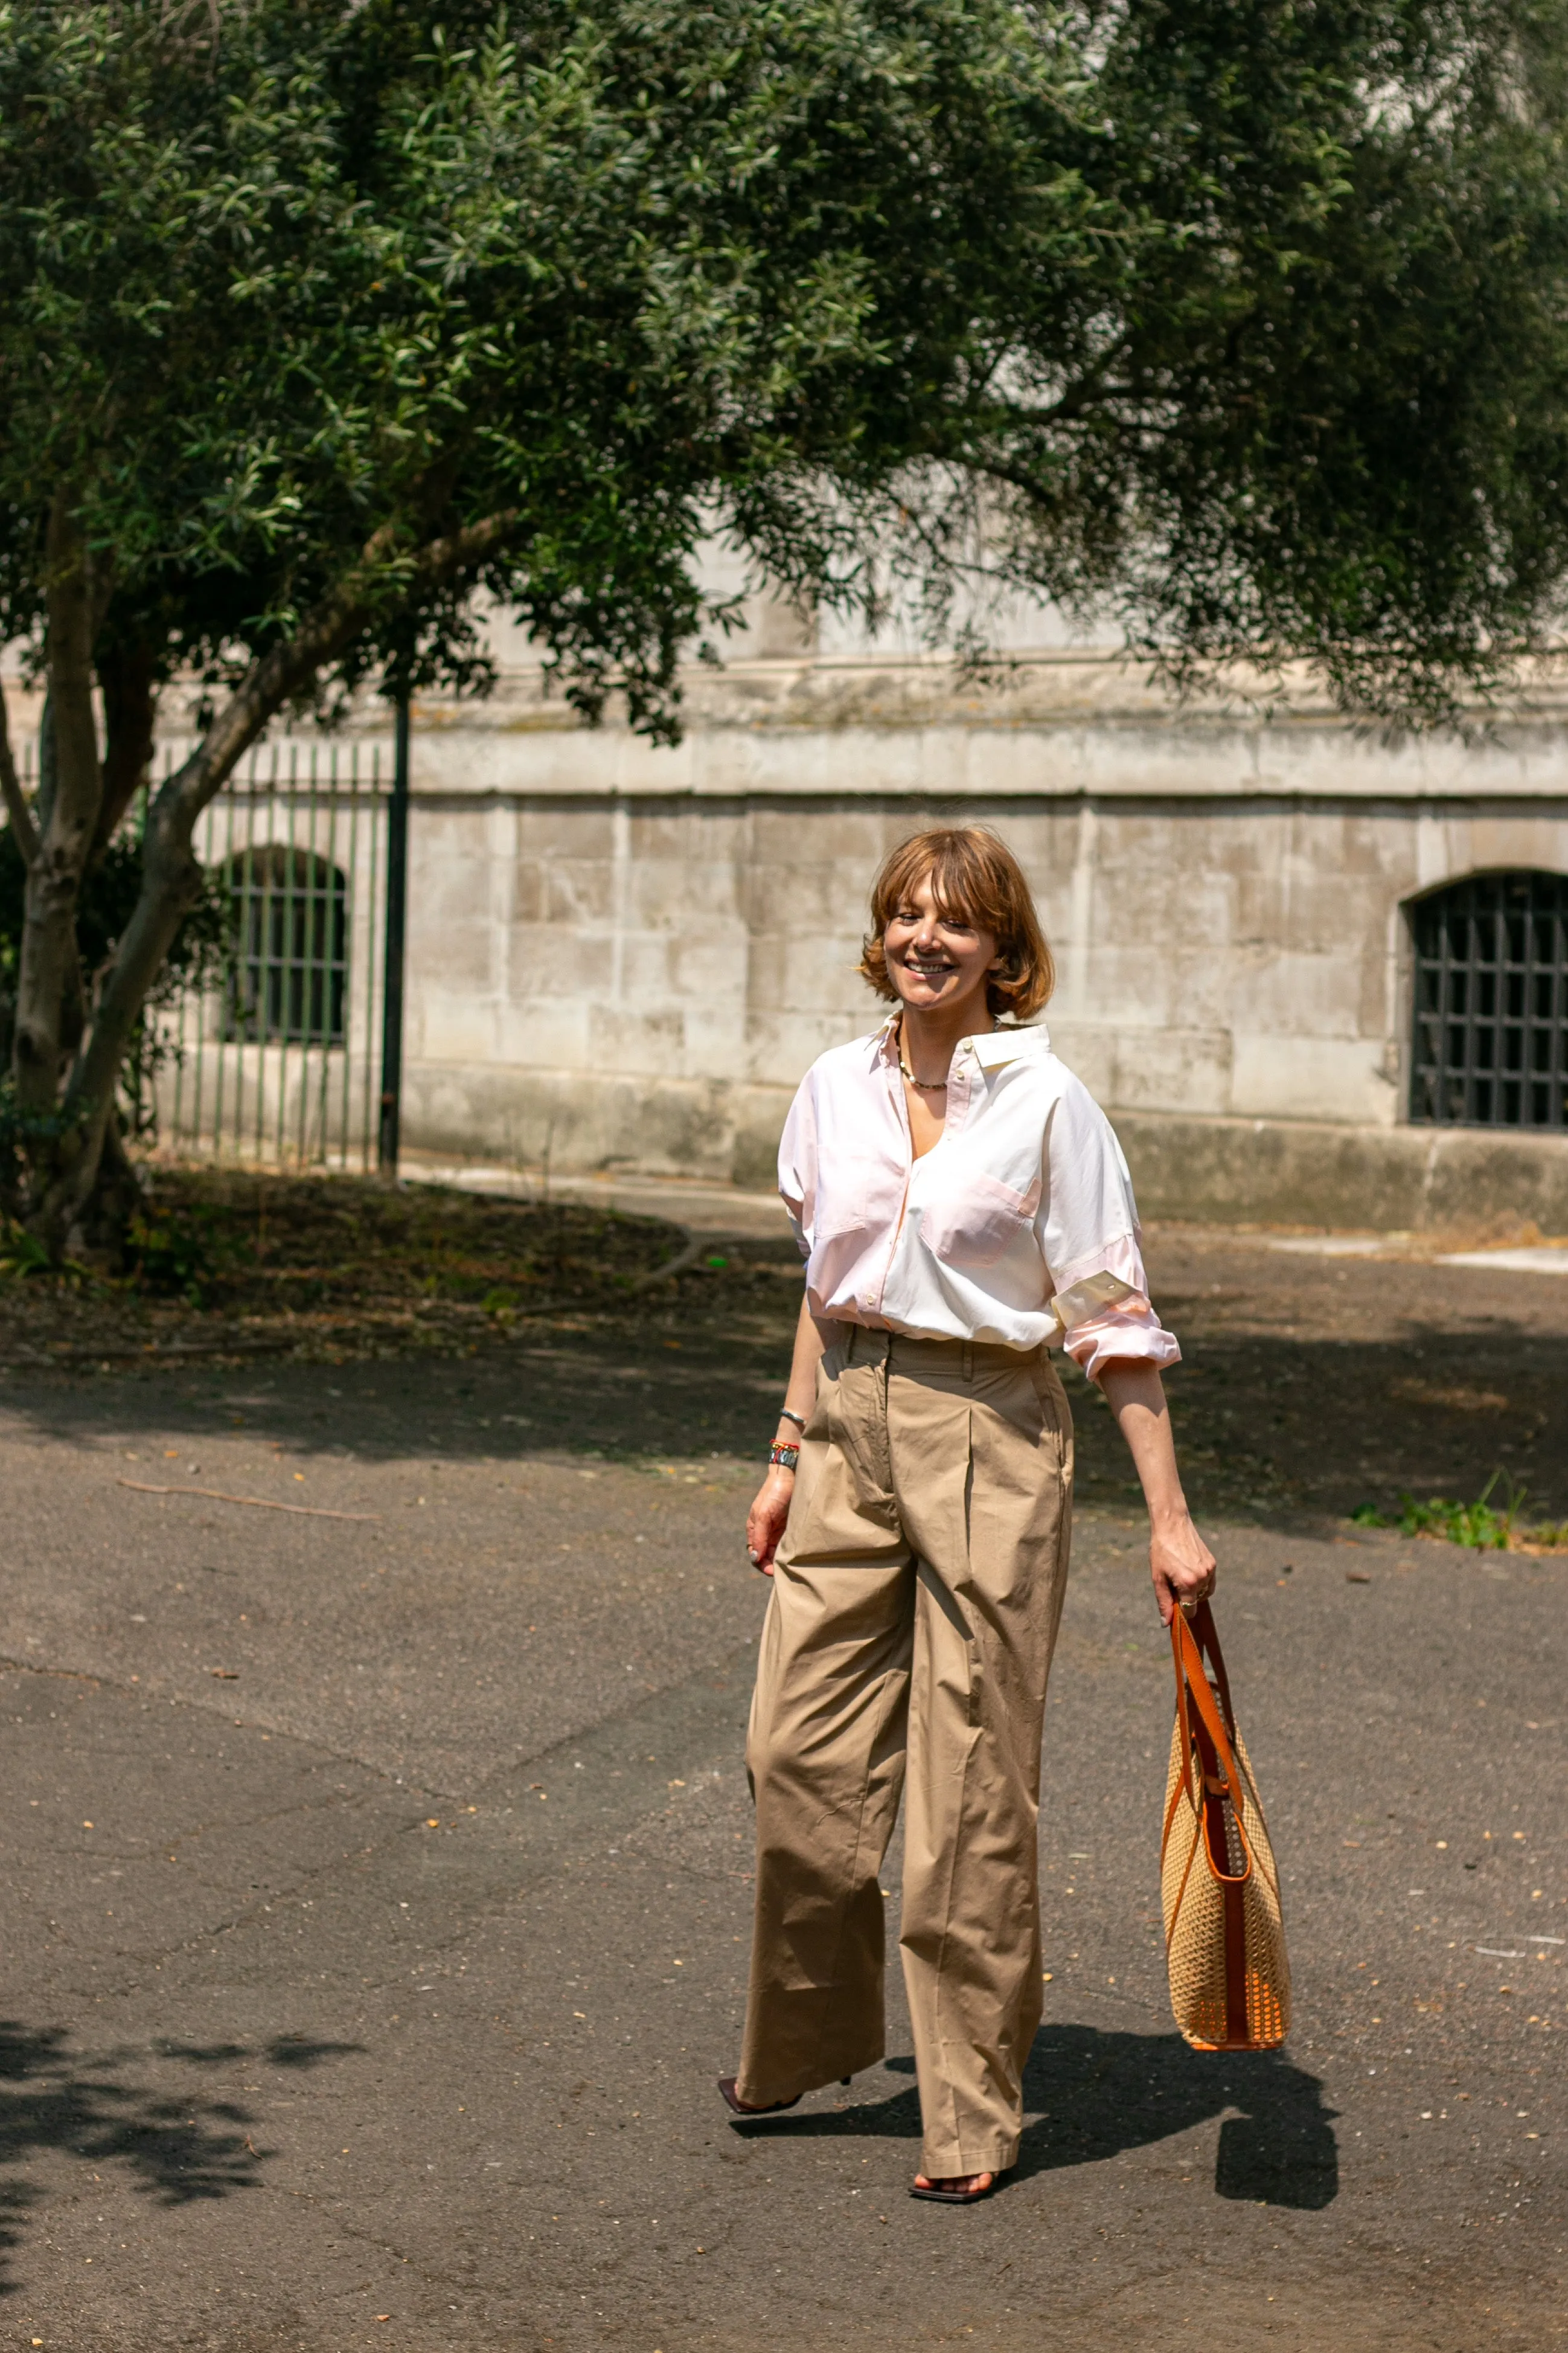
[767, 1442, 801, 1472]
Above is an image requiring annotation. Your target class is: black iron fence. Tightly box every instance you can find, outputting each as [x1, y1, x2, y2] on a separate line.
[155, 737, 391, 1170]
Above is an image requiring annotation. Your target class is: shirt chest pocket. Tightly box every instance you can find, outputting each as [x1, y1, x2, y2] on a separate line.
[920, 1170, 1041, 1270]
[815, 1156, 895, 1244]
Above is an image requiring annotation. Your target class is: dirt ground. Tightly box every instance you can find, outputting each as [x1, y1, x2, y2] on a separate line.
[1107, 1228, 1568, 1535]
[5, 1168, 1564, 1542]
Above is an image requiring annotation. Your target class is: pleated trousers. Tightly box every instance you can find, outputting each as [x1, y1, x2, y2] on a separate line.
[737, 1323, 1074, 2179]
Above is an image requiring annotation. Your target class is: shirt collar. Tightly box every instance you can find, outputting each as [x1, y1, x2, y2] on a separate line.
[869, 1015, 1050, 1068]
[871, 1013, 901, 1064]
[970, 1023, 1051, 1068]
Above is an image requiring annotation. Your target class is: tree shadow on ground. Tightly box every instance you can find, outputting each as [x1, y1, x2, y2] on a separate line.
[734, 2024, 1337, 2209]
[0, 2022, 363, 2294]
[3, 1270, 1566, 1527]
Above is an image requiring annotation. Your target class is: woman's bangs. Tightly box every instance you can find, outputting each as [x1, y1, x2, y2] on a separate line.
[924, 843, 1006, 937]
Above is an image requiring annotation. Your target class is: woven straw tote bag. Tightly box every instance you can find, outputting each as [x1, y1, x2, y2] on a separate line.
[1160, 1599, 1290, 2052]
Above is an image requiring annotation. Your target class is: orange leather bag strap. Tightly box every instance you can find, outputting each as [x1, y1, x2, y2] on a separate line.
[1170, 1605, 1246, 1817]
[1170, 1602, 1253, 2046]
[1187, 1598, 1238, 1742]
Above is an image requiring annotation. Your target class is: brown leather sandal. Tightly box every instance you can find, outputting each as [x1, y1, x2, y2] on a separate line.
[909, 2169, 1004, 2206]
[717, 2076, 801, 2119]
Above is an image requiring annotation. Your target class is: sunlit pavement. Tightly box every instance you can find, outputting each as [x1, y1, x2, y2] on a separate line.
[0, 1330, 1563, 2352]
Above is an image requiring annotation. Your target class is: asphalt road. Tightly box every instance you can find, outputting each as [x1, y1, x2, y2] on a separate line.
[0, 1274, 1564, 2352]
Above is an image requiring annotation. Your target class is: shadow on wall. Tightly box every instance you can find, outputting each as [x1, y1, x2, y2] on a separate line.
[0, 2023, 363, 2294]
[732, 2024, 1338, 2209]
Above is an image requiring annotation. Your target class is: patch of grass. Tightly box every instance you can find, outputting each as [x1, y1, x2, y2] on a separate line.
[1512, 1517, 1568, 1555]
[1351, 1472, 1568, 1552]
[0, 1221, 93, 1289]
[1396, 1487, 1515, 1549]
[0, 1224, 54, 1281]
[125, 1202, 252, 1306]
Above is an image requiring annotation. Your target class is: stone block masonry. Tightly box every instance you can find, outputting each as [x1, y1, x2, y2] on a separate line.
[383, 646, 1568, 1228]
[61, 637, 1568, 1228]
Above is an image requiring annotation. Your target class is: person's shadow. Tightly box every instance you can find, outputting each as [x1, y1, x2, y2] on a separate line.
[737, 2024, 1338, 2208]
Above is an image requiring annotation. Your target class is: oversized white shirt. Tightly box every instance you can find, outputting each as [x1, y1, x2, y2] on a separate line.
[778, 1015, 1180, 1380]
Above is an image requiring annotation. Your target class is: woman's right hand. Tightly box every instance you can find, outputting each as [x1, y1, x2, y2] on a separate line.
[746, 1470, 796, 1578]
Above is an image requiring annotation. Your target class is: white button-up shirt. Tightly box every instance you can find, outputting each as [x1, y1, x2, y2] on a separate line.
[778, 1016, 1180, 1380]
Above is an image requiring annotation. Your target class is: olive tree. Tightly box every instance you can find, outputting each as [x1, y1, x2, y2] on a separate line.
[1, 0, 1566, 1257]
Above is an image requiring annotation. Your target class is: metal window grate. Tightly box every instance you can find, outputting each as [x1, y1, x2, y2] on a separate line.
[1410, 870, 1568, 1129]
[160, 737, 388, 1171]
[223, 843, 348, 1047]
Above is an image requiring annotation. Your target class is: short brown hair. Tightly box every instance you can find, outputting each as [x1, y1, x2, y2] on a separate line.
[858, 826, 1054, 1021]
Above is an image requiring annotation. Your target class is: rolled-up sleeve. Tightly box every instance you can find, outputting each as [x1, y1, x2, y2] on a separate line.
[1040, 1080, 1181, 1382]
[777, 1074, 818, 1262]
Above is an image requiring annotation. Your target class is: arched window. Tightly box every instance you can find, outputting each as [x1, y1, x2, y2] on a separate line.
[223, 844, 348, 1045]
[1410, 870, 1568, 1128]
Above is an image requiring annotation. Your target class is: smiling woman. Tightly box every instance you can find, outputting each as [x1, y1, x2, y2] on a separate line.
[724, 825, 1217, 2206]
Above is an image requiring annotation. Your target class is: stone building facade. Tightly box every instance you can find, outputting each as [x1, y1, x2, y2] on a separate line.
[390, 627, 1568, 1231]
[10, 609, 1568, 1230]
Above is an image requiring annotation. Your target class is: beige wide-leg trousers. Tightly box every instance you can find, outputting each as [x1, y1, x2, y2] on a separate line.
[738, 1325, 1074, 2179]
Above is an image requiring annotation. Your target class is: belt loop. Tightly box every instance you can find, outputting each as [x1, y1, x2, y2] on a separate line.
[845, 1324, 857, 1366]
[961, 1341, 974, 1382]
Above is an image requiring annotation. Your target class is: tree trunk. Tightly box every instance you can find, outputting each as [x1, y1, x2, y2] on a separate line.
[12, 490, 103, 1128]
[15, 505, 520, 1258]
[92, 640, 159, 867]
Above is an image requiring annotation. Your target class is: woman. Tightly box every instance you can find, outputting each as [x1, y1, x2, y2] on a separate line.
[720, 825, 1216, 2204]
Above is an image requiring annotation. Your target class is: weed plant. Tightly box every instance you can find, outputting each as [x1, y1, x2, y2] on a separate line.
[1353, 1472, 1568, 1552]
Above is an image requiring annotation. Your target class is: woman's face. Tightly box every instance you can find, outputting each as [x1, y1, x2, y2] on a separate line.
[881, 872, 999, 1018]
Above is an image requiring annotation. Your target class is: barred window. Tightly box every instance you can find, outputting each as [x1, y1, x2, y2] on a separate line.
[1409, 870, 1568, 1129]
[223, 844, 348, 1046]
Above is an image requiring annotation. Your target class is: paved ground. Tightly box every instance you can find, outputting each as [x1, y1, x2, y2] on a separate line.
[0, 1227, 1564, 2351]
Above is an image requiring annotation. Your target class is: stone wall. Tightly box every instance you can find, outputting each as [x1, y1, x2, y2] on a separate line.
[391, 646, 1568, 1228]
[12, 635, 1567, 1228]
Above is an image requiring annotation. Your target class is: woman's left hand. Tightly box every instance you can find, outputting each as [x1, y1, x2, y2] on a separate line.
[1150, 1509, 1217, 1626]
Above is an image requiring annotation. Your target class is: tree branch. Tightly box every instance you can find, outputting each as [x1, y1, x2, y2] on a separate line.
[0, 675, 38, 870]
[13, 489, 104, 1113]
[92, 638, 159, 865]
[164, 506, 520, 828]
[62, 506, 522, 1149]
[43, 487, 101, 833]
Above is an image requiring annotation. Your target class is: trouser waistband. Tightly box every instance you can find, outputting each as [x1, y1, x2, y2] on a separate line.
[839, 1324, 1043, 1379]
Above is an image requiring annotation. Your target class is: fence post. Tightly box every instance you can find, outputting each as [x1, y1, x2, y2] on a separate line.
[378, 693, 410, 1173]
